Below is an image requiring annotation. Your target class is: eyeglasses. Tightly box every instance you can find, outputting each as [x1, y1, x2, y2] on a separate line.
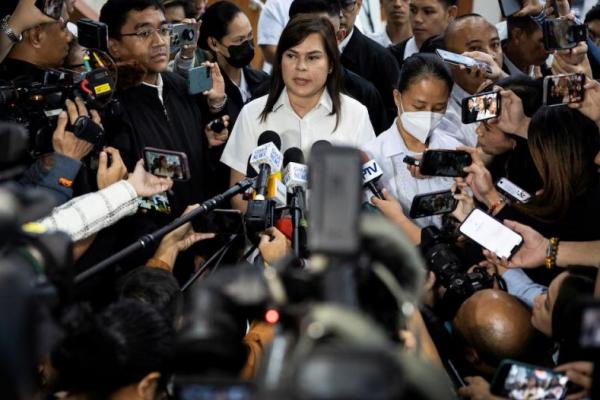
[341, 1, 357, 12]
[120, 25, 173, 40]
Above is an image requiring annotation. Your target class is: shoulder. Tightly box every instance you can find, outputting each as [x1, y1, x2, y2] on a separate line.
[339, 93, 369, 114]
[362, 123, 396, 153]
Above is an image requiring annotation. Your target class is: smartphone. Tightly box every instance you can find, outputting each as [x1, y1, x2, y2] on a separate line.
[35, 0, 64, 20]
[543, 17, 588, 51]
[496, 178, 531, 203]
[461, 91, 501, 124]
[143, 147, 190, 181]
[173, 379, 255, 400]
[459, 208, 523, 259]
[403, 155, 421, 167]
[171, 23, 197, 54]
[498, 0, 522, 17]
[435, 49, 492, 75]
[77, 19, 109, 51]
[490, 360, 568, 400]
[420, 150, 472, 178]
[188, 65, 212, 95]
[138, 191, 172, 214]
[409, 190, 458, 219]
[543, 73, 585, 106]
[579, 299, 600, 350]
[192, 209, 244, 235]
[208, 118, 225, 133]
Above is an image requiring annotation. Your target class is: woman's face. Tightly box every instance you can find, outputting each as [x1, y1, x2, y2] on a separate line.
[393, 76, 449, 114]
[215, 12, 253, 58]
[476, 121, 515, 155]
[531, 272, 568, 337]
[281, 33, 330, 102]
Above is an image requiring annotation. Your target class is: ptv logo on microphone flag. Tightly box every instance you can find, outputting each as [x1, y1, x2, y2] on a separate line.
[283, 162, 308, 191]
[250, 142, 283, 174]
[361, 159, 383, 184]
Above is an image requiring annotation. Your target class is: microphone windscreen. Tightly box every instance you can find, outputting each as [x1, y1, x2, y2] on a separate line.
[283, 147, 305, 167]
[257, 130, 281, 150]
[311, 140, 332, 153]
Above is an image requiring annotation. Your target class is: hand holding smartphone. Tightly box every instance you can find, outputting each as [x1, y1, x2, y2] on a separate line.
[543, 17, 587, 51]
[459, 209, 523, 259]
[409, 190, 458, 219]
[436, 49, 492, 76]
[35, 0, 64, 20]
[543, 73, 585, 106]
[419, 150, 472, 178]
[490, 360, 568, 400]
[461, 91, 501, 124]
[143, 147, 190, 181]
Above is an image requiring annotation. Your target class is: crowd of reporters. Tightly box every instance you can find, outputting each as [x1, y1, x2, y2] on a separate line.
[1, 0, 600, 398]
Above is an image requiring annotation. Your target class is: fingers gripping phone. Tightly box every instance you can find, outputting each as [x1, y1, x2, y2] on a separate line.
[543, 73, 585, 106]
[435, 49, 492, 75]
[409, 190, 458, 219]
[496, 178, 531, 203]
[143, 147, 190, 181]
[35, 0, 64, 20]
[490, 360, 569, 400]
[419, 150, 472, 178]
[459, 209, 523, 259]
[188, 65, 213, 95]
[462, 91, 501, 124]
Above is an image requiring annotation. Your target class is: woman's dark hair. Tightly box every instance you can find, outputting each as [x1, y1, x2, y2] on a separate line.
[51, 300, 174, 397]
[117, 266, 183, 328]
[482, 75, 543, 118]
[259, 15, 342, 129]
[198, 1, 243, 53]
[397, 53, 453, 94]
[518, 107, 600, 220]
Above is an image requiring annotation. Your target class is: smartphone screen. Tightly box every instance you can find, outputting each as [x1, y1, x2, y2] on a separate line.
[143, 147, 190, 181]
[188, 66, 213, 95]
[420, 150, 472, 178]
[192, 209, 243, 234]
[498, 0, 522, 17]
[138, 191, 171, 214]
[436, 49, 479, 68]
[460, 209, 523, 259]
[462, 92, 500, 124]
[580, 301, 600, 349]
[491, 362, 568, 400]
[174, 382, 254, 400]
[35, 0, 64, 19]
[543, 73, 585, 106]
[409, 190, 458, 219]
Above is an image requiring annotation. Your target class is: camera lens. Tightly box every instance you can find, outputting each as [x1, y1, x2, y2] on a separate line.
[183, 29, 195, 41]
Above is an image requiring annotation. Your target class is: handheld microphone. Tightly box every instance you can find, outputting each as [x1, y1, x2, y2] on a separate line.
[249, 131, 283, 200]
[359, 151, 385, 200]
[283, 147, 308, 258]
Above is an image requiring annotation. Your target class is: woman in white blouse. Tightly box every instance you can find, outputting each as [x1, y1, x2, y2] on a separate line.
[363, 53, 462, 239]
[221, 15, 375, 211]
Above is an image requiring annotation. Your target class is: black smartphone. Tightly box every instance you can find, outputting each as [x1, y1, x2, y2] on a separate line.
[461, 91, 501, 124]
[192, 209, 243, 235]
[490, 359, 568, 400]
[77, 19, 109, 51]
[143, 147, 191, 181]
[419, 150, 472, 178]
[171, 23, 197, 54]
[402, 155, 421, 167]
[543, 17, 588, 51]
[459, 209, 523, 259]
[498, 0, 522, 17]
[543, 73, 585, 106]
[35, 0, 64, 20]
[409, 190, 458, 219]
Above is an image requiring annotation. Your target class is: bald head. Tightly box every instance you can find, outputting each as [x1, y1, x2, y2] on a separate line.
[453, 290, 534, 374]
[443, 14, 502, 61]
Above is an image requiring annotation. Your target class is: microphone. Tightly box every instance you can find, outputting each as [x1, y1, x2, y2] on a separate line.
[283, 147, 308, 258]
[359, 151, 385, 200]
[249, 131, 283, 200]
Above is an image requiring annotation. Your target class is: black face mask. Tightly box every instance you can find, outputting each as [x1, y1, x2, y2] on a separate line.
[224, 40, 255, 68]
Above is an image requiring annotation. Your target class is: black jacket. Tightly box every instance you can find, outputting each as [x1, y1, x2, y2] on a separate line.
[341, 67, 388, 135]
[223, 66, 270, 128]
[341, 28, 399, 128]
[389, 37, 410, 71]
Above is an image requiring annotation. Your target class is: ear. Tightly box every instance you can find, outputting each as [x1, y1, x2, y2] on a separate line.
[136, 372, 160, 400]
[208, 36, 220, 53]
[447, 5, 458, 21]
[464, 346, 480, 366]
[27, 26, 45, 49]
[594, 151, 600, 166]
[108, 38, 122, 59]
[511, 27, 525, 44]
[393, 88, 402, 110]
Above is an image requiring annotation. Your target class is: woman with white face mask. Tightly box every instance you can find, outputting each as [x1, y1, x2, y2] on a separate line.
[362, 53, 463, 229]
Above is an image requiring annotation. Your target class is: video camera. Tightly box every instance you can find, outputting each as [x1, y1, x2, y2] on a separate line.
[420, 226, 501, 319]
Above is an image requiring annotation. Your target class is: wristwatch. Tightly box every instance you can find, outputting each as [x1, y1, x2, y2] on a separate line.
[0, 15, 23, 44]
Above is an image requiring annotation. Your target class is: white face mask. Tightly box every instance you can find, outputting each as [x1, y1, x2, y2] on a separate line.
[398, 97, 444, 144]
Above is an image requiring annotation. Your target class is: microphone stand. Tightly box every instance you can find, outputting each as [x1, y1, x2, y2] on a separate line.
[290, 186, 305, 258]
[180, 233, 239, 292]
[74, 178, 254, 284]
